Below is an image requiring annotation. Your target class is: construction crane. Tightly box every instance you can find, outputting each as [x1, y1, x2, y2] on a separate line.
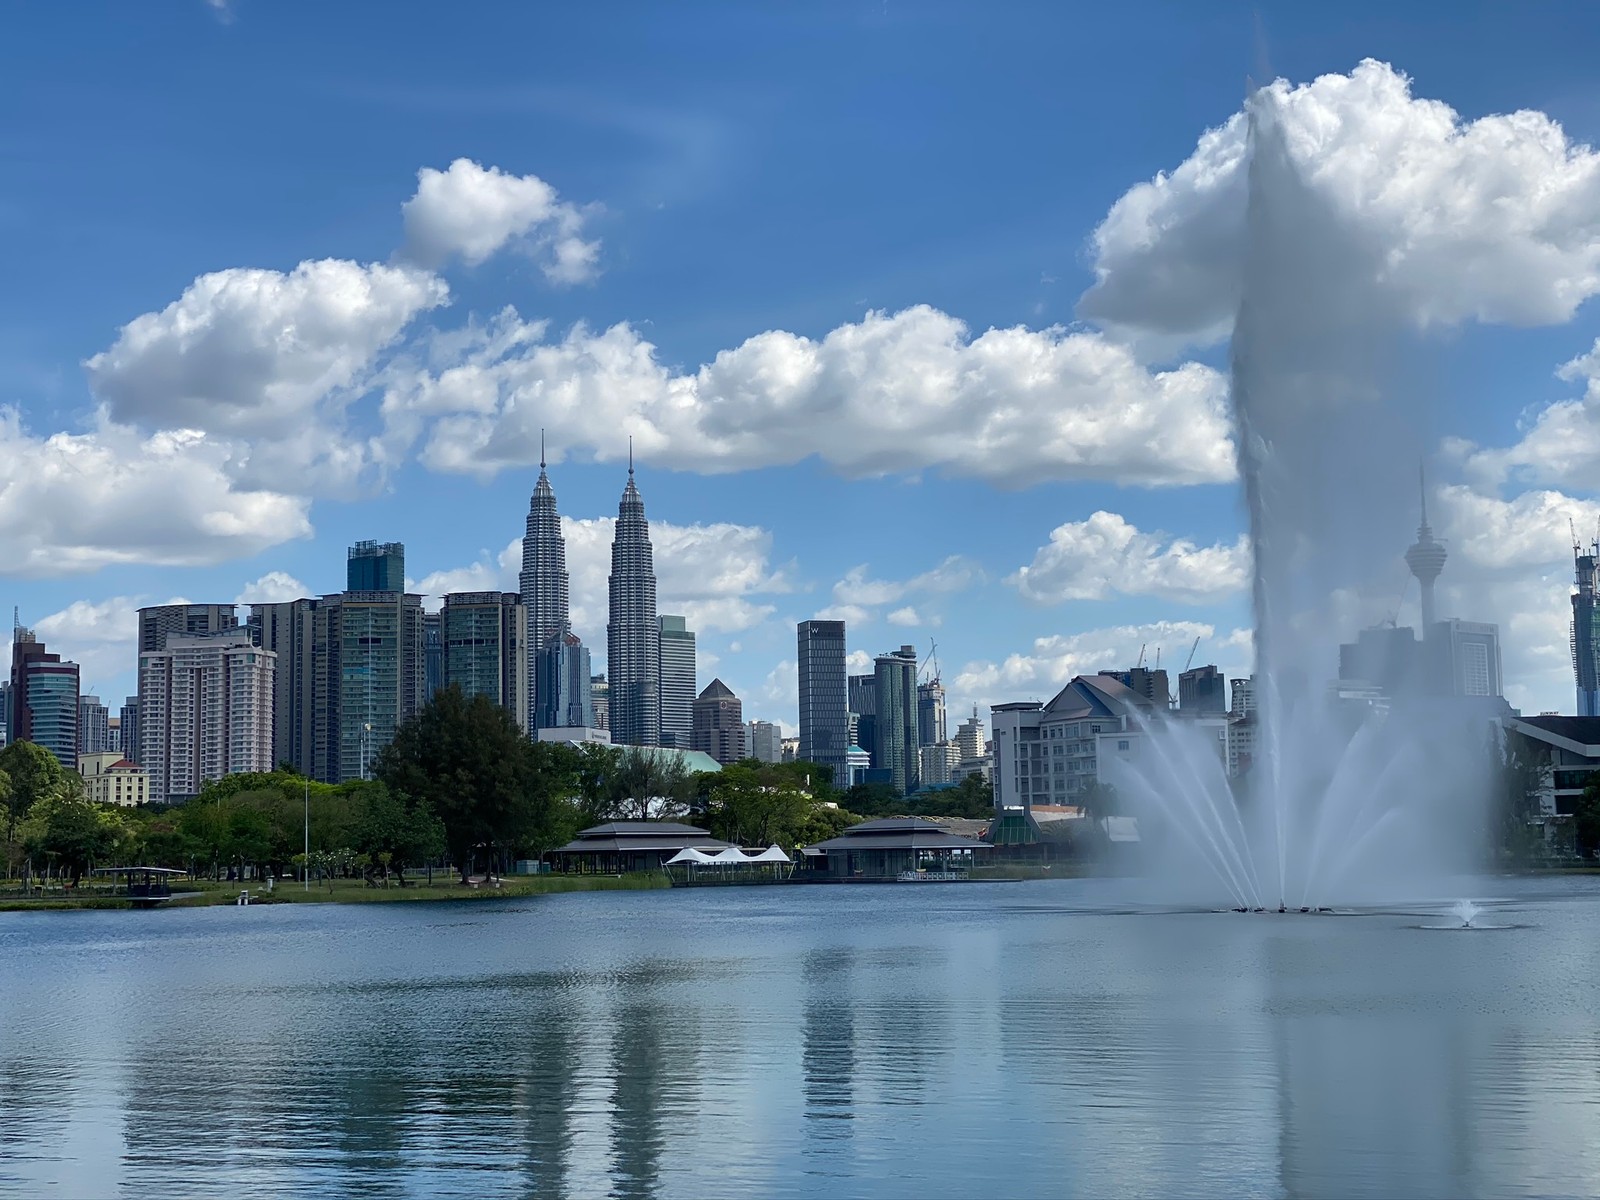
[1184, 635, 1201, 672]
[1135, 643, 1146, 669]
[920, 638, 941, 683]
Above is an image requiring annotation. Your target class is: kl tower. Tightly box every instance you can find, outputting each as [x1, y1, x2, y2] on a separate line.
[1404, 467, 1448, 635]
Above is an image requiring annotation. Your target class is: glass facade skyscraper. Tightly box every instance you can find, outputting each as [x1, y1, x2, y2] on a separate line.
[347, 541, 405, 592]
[658, 615, 696, 748]
[607, 463, 660, 747]
[520, 452, 571, 733]
[442, 592, 526, 725]
[797, 619, 848, 786]
[8, 629, 79, 769]
[874, 645, 920, 795]
[536, 632, 594, 729]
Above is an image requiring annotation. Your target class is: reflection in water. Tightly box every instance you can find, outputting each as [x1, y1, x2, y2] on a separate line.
[0, 882, 1599, 1197]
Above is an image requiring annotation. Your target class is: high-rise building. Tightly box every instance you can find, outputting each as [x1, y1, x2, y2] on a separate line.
[1098, 667, 1171, 707]
[347, 540, 405, 592]
[746, 719, 782, 763]
[0, 681, 8, 748]
[537, 632, 594, 729]
[1230, 676, 1257, 719]
[874, 645, 921, 794]
[1573, 540, 1600, 716]
[138, 633, 275, 802]
[324, 590, 426, 782]
[797, 620, 848, 786]
[442, 592, 527, 726]
[137, 603, 239, 653]
[520, 444, 572, 732]
[8, 629, 79, 769]
[658, 615, 696, 748]
[917, 679, 947, 748]
[250, 599, 318, 776]
[1405, 468, 1447, 635]
[107, 715, 121, 754]
[955, 706, 986, 765]
[423, 611, 444, 704]
[1429, 619, 1503, 698]
[692, 679, 745, 764]
[119, 695, 139, 766]
[607, 459, 660, 747]
[1178, 665, 1228, 713]
[918, 741, 959, 787]
[136, 603, 240, 777]
[848, 673, 877, 764]
[590, 674, 610, 730]
[77, 694, 112, 755]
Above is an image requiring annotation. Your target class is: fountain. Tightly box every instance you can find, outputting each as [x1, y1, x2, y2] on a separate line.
[1449, 899, 1480, 929]
[1103, 83, 1497, 911]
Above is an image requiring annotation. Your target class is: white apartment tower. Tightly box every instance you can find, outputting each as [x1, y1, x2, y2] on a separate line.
[138, 633, 275, 803]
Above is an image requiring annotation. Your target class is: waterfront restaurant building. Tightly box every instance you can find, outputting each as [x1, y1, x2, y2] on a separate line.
[547, 822, 732, 874]
[804, 817, 991, 880]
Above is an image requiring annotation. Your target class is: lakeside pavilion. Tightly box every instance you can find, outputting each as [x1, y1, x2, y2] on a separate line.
[546, 822, 733, 874]
[802, 817, 992, 880]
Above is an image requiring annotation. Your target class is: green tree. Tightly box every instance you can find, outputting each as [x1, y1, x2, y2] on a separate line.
[376, 686, 563, 881]
[842, 782, 900, 817]
[353, 783, 445, 885]
[608, 746, 694, 820]
[700, 762, 811, 847]
[1, 740, 68, 852]
[19, 790, 120, 887]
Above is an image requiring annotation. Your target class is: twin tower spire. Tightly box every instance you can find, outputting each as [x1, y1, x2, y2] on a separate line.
[519, 435, 660, 744]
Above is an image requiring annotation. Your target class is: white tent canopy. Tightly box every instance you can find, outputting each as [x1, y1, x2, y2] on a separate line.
[748, 845, 792, 863]
[664, 848, 718, 865]
[708, 847, 749, 864]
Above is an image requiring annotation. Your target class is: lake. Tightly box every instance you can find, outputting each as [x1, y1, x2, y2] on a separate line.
[2, 875, 1599, 1198]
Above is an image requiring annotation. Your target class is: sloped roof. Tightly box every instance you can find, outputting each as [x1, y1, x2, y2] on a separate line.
[697, 678, 737, 701]
[578, 821, 711, 837]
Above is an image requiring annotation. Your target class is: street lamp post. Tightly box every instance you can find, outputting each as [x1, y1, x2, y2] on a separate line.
[303, 777, 310, 892]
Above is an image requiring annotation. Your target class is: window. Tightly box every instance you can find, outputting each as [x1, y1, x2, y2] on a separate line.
[1118, 740, 1130, 751]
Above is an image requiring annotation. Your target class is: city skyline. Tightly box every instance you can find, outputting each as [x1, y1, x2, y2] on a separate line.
[8, 9, 1600, 729]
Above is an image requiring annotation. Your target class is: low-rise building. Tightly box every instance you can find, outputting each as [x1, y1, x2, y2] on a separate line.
[547, 821, 732, 873]
[1504, 715, 1600, 819]
[991, 675, 1155, 812]
[78, 752, 150, 807]
[803, 816, 990, 879]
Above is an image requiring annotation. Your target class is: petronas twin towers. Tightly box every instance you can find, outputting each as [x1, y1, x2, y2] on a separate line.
[520, 441, 660, 744]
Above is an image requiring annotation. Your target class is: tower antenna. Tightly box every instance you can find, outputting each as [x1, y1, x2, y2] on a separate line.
[628, 436, 634, 476]
[540, 428, 546, 471]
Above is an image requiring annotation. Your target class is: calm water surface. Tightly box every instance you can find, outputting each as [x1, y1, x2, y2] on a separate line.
[2, 876, 1600, 1198]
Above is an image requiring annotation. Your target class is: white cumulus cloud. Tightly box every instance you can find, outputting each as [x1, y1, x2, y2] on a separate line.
[390, 305, 1235, 489]
[401, 158, 600, 282]
[235, 571, 310, 605]
[1081, 59, 1600, 343]
[1009, 511, 1249, 604]
[0, 412, 312, 577]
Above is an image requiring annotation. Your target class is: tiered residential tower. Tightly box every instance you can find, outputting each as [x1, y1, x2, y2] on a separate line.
[607, 451, 660, 747]
[520, 437, 572, 733]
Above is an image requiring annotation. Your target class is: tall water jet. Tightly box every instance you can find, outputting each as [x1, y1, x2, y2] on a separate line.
[1107, 82, 1497, 909]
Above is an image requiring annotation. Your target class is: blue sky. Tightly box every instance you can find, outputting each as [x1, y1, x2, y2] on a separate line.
[7, 1, 1600, 726]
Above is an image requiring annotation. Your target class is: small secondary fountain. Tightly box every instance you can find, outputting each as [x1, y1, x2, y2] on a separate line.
[1449, 899, 1480, 929]
[1103, 83, 1496, 912]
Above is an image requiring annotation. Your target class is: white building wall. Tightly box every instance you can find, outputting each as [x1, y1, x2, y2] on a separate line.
[140, 636, 275, 801]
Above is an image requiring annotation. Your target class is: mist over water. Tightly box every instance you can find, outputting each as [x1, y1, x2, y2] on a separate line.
[1110, 86, 1495, 909]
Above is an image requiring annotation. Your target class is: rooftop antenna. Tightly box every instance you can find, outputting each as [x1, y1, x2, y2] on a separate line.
[539, 428, 546, 471]
[628, 435, 634, 477]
